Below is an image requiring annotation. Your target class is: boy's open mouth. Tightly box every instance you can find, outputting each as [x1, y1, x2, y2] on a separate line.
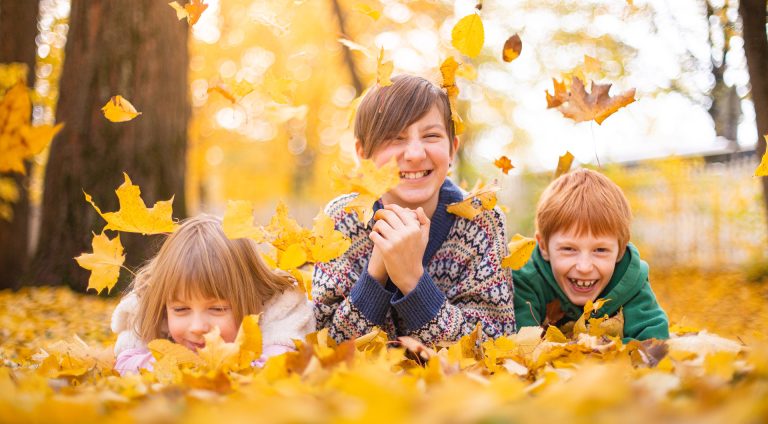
[568, 278, 598, 292]
[400, 170, 431, 179]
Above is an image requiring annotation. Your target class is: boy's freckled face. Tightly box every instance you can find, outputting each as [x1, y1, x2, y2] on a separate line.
[166, 296, 237, 351]
[363, 105, 457, 214]
[538, 230, 621, 306]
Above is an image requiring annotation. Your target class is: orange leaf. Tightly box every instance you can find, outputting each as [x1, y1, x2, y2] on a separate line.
[494, 155, 514, 174]
[554, 151, 575, 179]
[446, 182, 499, 220]
[549, 77, 636, 125]
[169, 0, 208, 26]
[502, 34, 522, 62]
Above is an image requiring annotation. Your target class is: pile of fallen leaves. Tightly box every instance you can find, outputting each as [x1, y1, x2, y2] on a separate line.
[1, 271, 767, 424]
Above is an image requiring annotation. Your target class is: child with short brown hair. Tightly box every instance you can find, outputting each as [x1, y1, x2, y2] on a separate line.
[513, 168, 669, 340]
[313, 74, 515, 344]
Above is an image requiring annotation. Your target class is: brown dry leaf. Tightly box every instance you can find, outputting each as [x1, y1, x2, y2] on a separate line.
[501, 234, 536, 270]
[543, 299, 565, 328]
[494, 155, 514, 174]
[549, 77, 636, 125]
[377, 47, 393, 87]
[502, 34, 522, 62]
[446, 182, 499, 220]
[74, 232, 125, 294]
[553, 151, 575, 179]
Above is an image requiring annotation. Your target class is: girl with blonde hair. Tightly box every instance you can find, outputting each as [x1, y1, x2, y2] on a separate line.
[111, 215, 315, 375]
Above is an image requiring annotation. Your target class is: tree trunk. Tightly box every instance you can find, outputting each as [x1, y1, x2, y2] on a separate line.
[738, 0, 768, 229]
[706, 1, 740, 149]
[30, 0, 189, 291]
[0, 0, 40, 290]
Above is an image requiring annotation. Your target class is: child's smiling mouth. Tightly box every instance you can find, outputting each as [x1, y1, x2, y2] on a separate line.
[400, 170, 432, 179]
[568, 277, 599, 292]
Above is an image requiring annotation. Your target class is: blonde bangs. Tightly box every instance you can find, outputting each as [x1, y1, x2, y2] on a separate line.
[130, 215, 296, 343]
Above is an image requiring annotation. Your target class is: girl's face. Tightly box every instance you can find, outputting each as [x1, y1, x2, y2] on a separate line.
[361, 105, 458, 217]
[166, 295, 238, 350]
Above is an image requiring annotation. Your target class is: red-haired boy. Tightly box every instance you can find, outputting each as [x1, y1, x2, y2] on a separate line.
[513, 168, 668, 340]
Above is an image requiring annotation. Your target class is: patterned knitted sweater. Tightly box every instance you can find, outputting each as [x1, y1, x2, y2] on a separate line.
[313, 179, 516, 345]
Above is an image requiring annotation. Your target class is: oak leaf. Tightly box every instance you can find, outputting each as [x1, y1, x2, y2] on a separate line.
[74, 232, 125, 294]
[554, 151, 575, 179]
[84, 173, 177, 234]
[501, 234, 535, 270]
[446, 182, 499, 220]
[502, 34, 522, 62]
[169, 0, 208, 26]
[101, 95, 141, 122]
[451, 14, 484, 58]
[494, 155, 514, 174]
[377, 47, 393, 87]
[548, 77, 636, 125]
[332, 157, 400, 222]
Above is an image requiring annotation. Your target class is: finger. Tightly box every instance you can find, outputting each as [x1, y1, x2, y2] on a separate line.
[372, 219, 395, 238]
[384, 204, 419, 221]
[369, 231, 391, 249]
[415, 207, 430, 226]
[386, 204, 420, 226]
[373, 208, 406, 229]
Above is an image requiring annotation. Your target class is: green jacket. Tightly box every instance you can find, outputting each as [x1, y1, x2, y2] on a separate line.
[513, 242, 669, 340]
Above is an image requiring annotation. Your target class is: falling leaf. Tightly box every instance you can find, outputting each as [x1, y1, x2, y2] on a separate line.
[222, 200, 268, 242]
[352, 4, 381, 20]
[101, 95, 142, 122]
[377, 47, 393, 87]
[439, 56, 465, 136]
[446, 182, 499, 220]
[548, 77, 636, 125]
[84, 172, 177, 234]
[501, 234, 536, 270]
[456, 62, 477, 80]
[545, 78, 568, 109]
[264, 71, 295, 105]
[554, 151, 575, 179]
[169, 0, 208, 26]
[338, 38, 372, 57]
[451, 13, 484, 58]
[332, 157, 400, 222]
[755, 136, 768, 176]
[19, 123, 64, 156]
[583, 55, 602, 74]
[494, 155, 514, 174]
[74, 232, 125, 294]
[502, 34, 522, 62]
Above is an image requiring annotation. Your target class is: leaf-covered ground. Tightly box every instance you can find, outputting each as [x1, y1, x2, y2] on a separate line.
[1, 270, 767, 424]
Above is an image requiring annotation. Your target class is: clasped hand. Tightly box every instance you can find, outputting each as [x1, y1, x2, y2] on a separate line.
[367, 204, 430, 294]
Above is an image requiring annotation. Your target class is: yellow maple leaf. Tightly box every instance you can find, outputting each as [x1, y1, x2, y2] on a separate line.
[308, 212, 351, 263]
[377, 47, 393, 87]
[501, 234, 536, 270]
[148, 339, 206, 366]
[101, 95, 142, 122]
[278, 243, 308, 270]
[338, 38, 372, 58]
[0, 62, 28, 90]
[332, 157, 400, 222]
[168, 0, 208, 26]
[446, 182, 499, 220]
[754, 136, 768, 176]
[502, 34, 522, 62]
[494, 155, 514, 174]
[451, 13, 484, 58]
[265, 201, 312, 251]
[84, 172, 177, 234]
[544, 325, 567, 343]
[222, 200, 268, 242]
[264, 71, 295, 104]
[439, 57, 465, 136]
[554, 151, 575, 179]
[74, 232, 125, 294]
[440, 56, 460, 89]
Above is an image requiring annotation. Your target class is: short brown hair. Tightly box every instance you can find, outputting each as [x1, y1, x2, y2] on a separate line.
[536, 168, 632, 257]
[355, 74, 455, 158]
[129, 215, 295, 342]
